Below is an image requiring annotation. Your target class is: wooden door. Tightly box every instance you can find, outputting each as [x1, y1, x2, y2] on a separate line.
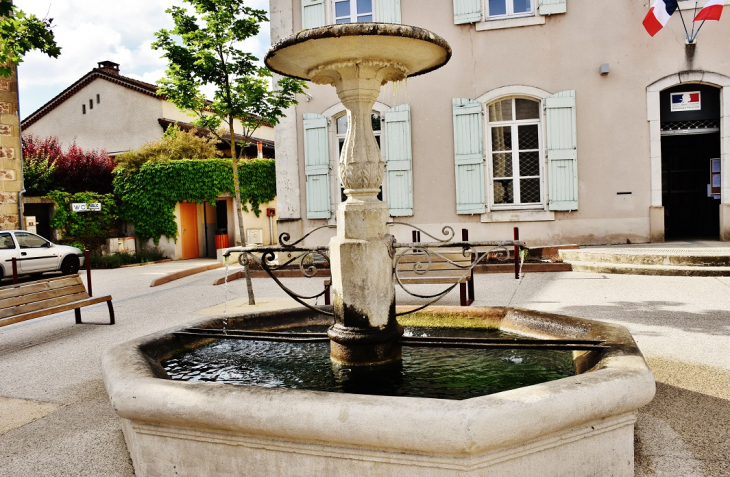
[180, 202, 199, 259]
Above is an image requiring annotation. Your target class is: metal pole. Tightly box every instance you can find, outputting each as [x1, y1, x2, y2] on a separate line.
[85, 250, 92, 297]
[11, 257, 18, 284]
[513, 227, 520, 280]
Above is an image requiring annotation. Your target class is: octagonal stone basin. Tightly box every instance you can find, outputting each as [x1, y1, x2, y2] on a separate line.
[102, 306, 655, 477]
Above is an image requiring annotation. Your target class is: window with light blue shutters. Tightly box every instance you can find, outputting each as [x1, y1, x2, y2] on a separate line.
[303, 113, 332, 219]
[454, 0, 482, 23]
[538, 0, 566, 15]
[302, 0, 326, 29]
[453, 99, 487, 214]
[384, 104, 413, 216]
[545, 90, 578, 211]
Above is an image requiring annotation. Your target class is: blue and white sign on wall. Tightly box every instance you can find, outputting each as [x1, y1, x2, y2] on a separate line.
[670, 91, 701, 112]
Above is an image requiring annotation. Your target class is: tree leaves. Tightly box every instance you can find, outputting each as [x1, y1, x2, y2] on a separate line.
[0, 0, 61, 77]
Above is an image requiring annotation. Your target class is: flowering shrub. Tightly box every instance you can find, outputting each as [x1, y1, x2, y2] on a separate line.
[21, 134, 116, 194]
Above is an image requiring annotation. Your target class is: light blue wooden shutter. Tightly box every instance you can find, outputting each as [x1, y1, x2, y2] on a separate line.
[384, 104, 413, 216]
[539, 0, 567, 15]
[454, 0, 482, 24]
[453, 99, 486, 214]
[376, 0, 401, 23]
[546, 90, 578, 211]
[303, 113, 331, 219]
[302, 0, 326, 29]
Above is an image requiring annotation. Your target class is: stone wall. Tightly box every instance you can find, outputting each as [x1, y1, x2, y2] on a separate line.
[0, 68, 21, 230]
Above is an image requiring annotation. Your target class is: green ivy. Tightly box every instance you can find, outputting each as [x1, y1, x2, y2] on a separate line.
[48, 191, 119, 250]
[113, 158, 276, 244]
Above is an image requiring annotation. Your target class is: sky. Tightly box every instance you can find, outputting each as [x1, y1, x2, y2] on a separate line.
[14, 0, 272, 121]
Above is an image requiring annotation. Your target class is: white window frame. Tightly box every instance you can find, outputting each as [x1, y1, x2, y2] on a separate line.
[333, 0, 375, 24]
[485, 0, 534, 20]
[476, 0, 545, 31]
[321, 102, 390, 223]
[486, 96, 545, 211]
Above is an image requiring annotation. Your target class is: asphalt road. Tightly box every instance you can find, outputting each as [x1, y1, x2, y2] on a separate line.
[0, 261, 728, 476]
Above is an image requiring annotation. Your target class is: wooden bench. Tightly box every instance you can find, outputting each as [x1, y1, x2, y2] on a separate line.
[324, 249, 475, 307]
[0, 274, 114, 328]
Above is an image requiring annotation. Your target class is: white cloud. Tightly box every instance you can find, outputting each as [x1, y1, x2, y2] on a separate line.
[15, 0, 272, 119]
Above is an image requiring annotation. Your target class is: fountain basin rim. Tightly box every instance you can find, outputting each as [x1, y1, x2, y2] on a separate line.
[265, 23, 452, 81]
[101, 306, 656, 457]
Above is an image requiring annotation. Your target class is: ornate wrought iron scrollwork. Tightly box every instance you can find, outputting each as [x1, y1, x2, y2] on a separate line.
[278, 224, 336, 247]
[388, 222, 455, 243]
[391, 240, 523, 316]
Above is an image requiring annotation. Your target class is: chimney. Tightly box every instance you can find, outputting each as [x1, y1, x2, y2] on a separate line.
[97, 61, 120, 75]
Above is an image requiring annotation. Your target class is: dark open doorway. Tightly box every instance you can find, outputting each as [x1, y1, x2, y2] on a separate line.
[660, 84, 721, 240]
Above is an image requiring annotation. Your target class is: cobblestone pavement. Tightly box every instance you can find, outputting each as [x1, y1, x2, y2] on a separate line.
[0, 261, 727, 476]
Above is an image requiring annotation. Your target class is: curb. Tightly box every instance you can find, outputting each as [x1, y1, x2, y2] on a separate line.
[119, 259, 173, 268]
[150, 263, 223, 287]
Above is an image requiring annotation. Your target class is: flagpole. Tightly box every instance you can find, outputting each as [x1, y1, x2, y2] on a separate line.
[690, 1, 699, 39]
[691, 19, 707, 42]
[676, 4, 692, 42]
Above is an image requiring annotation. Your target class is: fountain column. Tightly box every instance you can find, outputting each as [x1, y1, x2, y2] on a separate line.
[310, 60, 407, 365]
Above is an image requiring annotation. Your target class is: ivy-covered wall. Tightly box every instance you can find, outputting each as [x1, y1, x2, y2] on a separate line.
[113, 158, 276, 243]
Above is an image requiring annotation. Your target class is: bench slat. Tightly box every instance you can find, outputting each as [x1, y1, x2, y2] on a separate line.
[0, 276, 82, 299]
[0, 284, 88, 310]
[0, 295, 113, 328]
[0, 292, 90, 319]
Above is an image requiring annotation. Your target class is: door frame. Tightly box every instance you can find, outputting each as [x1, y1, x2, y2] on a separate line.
[647, 71, 730, 241]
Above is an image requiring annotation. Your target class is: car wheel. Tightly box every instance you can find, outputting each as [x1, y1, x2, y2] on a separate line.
[61, 256, 80, 275]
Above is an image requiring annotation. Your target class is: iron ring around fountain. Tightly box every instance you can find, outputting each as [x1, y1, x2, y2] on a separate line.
[265, 23, 453, 82]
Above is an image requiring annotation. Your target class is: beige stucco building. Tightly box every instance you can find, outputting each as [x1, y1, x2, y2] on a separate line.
[0, 68, 22, 230]
[271, 0, 730, 245]
[20, 61, 280, 258]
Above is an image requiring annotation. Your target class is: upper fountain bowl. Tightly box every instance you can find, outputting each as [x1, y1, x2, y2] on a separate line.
[265, 23, 452, 84]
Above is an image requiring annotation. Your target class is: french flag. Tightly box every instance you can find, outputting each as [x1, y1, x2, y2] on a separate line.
[694, 0, 724, 21]
[643, 0, 678, 37]
[672, 92, 700, 106]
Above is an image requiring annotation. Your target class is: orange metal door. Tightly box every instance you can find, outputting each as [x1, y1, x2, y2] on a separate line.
[180, 202, 199, 259]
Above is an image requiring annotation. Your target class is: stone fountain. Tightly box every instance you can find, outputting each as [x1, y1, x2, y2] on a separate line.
[102, 23, 655, 476]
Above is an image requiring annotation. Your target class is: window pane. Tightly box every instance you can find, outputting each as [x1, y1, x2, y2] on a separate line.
[357, 0, 372, 14]
[513, 0, 531, 14]
[492, 153, 512, 177]
[488, 99, 512, 122]
[493, 180, 514, 204]
[0, 233, 14, 249]
[338, 138, 345, 155]
[515, 98, 539, 120]
[357, 14, 373, 21]
[520, 178, 541, 203]
[489, 0, 507, 15]
[16, 233, 47, 248]
[336, 17, 350, 23]
[335, 1, 350, 17]
[518, 124, 539, 150]
[491, 127, 512, 151]
[371, 113, 381, 131]
[519, 151, 540, 176]
[337, 115, 348, 134]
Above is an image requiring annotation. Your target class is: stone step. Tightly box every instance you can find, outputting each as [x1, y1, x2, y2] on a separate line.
[567, 260, 730, 277]
[559, 249, 730, 267]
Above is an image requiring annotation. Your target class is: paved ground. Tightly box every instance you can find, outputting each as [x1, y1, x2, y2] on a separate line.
[0, 259, 728, 476]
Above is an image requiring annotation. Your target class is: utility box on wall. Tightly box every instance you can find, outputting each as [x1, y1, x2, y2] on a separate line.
[24, 216, 37, 234]
[246, 228, 264, 245]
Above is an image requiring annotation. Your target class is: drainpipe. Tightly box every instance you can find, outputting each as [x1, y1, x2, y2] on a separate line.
[15, 65, 25, 230]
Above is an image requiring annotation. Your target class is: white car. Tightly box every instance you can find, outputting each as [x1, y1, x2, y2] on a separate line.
[0, 230, 85, 281]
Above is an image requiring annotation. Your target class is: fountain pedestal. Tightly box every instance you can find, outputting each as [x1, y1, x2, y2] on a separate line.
[265, 24, 452, 365]
[328, 191, 401, 365]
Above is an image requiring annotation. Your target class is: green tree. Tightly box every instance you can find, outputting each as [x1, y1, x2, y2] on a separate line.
[0, 0, 61, 77]
[153, 0, 305, 304]
[114, 124, 222, 171]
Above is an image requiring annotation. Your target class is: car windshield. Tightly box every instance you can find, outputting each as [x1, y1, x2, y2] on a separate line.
[15, 232, 49, 249]
[0, 232, 14, 249]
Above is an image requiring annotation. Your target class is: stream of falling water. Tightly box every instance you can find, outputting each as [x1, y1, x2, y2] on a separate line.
[222, 256, 229, 332]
